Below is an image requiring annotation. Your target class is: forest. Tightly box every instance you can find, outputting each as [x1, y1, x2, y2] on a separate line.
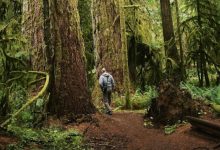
[0, 0, 220, 149]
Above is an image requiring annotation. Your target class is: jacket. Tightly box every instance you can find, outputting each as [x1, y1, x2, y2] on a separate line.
[99, 72, 115, 90]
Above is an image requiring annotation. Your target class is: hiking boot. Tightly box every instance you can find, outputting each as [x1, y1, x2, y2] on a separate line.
[108, 111, 112, 115]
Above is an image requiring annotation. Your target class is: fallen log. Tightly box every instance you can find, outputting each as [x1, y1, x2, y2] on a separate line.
[186, 116, 220, 138]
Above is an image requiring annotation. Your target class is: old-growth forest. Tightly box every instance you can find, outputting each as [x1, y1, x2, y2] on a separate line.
[1, 0, 220, 149]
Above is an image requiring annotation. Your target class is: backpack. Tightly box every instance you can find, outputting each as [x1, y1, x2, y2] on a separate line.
[103, 76, 112, 92]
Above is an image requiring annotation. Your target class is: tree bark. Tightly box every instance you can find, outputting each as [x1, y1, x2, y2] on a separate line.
[22, 0, 46, 70]
[92, 0, 130, 94]
[160, 0, 180, 81]
[25, 0, 96, 116]
[91, 0, 131, 108]
[119, 0, 131, 108]
[50, 0, 96, 115]
[175, 0, 185, 81]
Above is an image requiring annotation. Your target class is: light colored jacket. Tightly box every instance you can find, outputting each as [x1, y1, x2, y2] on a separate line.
[99, 72, 115, 89]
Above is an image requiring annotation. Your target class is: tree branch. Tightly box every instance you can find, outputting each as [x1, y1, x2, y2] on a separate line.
[1, 71, 49, 127]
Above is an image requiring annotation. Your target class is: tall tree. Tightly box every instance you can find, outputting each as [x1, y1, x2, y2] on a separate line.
[78, 0, 95, 88]
[24, 0, 95, 116]
[175, 0, 185, 80]
[92, 0, 130, 107]
[160, 0, 180, 81]
[50, 0, 95, 115]
[119, 0, 130, 108]
[92, 0, 123, 91]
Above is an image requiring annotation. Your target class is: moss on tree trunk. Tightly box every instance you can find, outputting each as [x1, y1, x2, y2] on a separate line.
[160, 0, 181, 82]
[23, 0, 46, 71]
[92, 0, 130, 108]
[49, 0, 95, 115]
[25, 0, 96, 116]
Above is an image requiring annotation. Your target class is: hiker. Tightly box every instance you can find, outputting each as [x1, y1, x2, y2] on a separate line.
[99, 68, 115, 115]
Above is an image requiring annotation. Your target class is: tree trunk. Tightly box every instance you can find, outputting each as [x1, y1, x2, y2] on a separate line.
[92, 0, 130, 94]
[50, 0, 96, 115]
[22, 0, 46, 70]
[78, 0, 95, 89]
[25, 0, 95, 116]
[174, 0, 185, 81]
[91, 0, 131, 108]
[128, 36, 137, 84]
[119, 0, 131, 108]
[160, 0, 180, 81]
[196, 0, 209, 87]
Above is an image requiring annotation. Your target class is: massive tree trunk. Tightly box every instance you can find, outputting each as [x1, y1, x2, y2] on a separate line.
[92, 0, 130, 94]
[25, 0, 95, 116]
[92, 0, 123, 91]
[50, 0, 95, 115]
[160, 0, 180, 81]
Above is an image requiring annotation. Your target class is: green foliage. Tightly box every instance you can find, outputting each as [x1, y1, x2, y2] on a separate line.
[212, 86, 220, 104]
[180, 82, 220, 104]
[0, 0, 28, 115]
[114, 86, 158, 110]
[130, 86, 158, 109]
[0, 0, 47, 128]
[0, 0, 26, 73]
[181, 0, 220, 85]
[9, 84, 27, 110]
[186, 67, 218, 86]
[6, 125, 82, 149]
[164, 124, 177, 135]
[164, 120, 188, 135]
[0, 67, 49, 128]
[124, 0, 164, 87]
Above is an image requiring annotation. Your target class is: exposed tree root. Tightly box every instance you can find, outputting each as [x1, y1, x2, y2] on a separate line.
[147, 80, 208, 125]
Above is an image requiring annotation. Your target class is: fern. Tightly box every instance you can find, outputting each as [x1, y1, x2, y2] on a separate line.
[180, 82, 220, 104]
[130, 86, 158, 110]
[114, 86, 158, 110]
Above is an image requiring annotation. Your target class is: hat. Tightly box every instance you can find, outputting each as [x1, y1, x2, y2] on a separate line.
[101, 68, 106, 73]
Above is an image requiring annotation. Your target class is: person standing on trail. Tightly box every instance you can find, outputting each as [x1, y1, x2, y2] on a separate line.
[99, 68, 115, 115]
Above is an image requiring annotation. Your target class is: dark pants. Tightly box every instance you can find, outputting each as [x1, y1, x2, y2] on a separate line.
[102, 90, 112, 112]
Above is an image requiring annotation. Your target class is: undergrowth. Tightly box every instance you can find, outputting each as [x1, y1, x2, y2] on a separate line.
[6, 125, 83, 150]
[180, 82, 220, 104]
[114, 86, 158, 110]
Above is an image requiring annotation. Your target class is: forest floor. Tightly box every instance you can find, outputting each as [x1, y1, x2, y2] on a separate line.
[74, 111, 219, 150]
[0, 111, 220, 150]
[0, 131, 17, 149]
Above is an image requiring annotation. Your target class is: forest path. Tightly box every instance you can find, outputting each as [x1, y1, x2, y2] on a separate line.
[78, 112, 218, 150]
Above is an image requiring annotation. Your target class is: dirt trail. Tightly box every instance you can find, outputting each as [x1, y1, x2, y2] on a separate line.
[0, 112, 219, 149]
[0, 136, 17, 149]
[79, 112, 219, 150]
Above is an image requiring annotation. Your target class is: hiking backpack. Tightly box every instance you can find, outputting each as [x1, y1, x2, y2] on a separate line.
[104, 76, 112, 92]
